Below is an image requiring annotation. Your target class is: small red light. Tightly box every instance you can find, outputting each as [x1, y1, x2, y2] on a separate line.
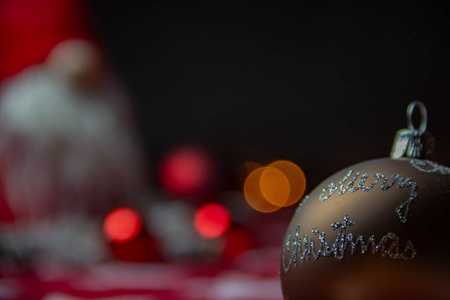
[194, 203, 231, 239]
[103, 207, 143, 243]
[159, 146, 215, 197]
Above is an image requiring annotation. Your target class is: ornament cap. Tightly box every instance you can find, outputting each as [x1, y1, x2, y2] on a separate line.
[391, 101, 436, 160]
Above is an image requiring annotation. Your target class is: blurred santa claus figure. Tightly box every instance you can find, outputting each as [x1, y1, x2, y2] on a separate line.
[0, 0, 147, 263]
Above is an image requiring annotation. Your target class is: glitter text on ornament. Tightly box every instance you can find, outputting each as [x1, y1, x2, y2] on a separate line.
[281, 215, 417, 273]
[319, 170, 418, 223]
[410, 159, 450, 175]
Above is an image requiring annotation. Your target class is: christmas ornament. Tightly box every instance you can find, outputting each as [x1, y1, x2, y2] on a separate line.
[103, 207, 143, 243]
[104, 207, 161, 262]
[280, 102, 450, 299]
[194, 203, 231, 239]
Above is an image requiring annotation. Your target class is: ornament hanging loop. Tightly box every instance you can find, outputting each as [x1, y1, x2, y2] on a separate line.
[406, 101, 427, 134]
[391, 101, 435, 160]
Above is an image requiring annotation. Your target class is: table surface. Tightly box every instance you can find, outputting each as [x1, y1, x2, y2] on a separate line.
[0, 247, 283, 300]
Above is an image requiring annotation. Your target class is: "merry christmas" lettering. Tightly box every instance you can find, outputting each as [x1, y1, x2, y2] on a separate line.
[410, 159, 450, 175]
[319, 170, 417, 223]
[282, 215, 416, 273]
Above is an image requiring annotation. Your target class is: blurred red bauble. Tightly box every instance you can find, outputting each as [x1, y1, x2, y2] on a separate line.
[104, 207, 160, 262]
[103, 207, 143, 243]
[159, 146, 217, 197]
[194, 203, 231, 239]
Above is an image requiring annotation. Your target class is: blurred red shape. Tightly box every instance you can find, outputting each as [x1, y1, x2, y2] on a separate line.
[103, 207, 143, 243]
[223, 227, 255, 260]
[160, 146, 215, 197]
[194, 203, 231, 239]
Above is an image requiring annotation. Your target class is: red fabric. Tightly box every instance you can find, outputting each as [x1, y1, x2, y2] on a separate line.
[0, 0, 92, 82]
[1, 258, 283, 300]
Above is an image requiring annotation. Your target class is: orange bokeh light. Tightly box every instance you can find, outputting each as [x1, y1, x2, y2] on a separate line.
[103, 207, 143, 243]
[243, 160, 306, 213]
[244, 167, 283, 213]
[260, 166, 290, 206]
[194, 203, 231, 239]
[268, 160, 306, 207]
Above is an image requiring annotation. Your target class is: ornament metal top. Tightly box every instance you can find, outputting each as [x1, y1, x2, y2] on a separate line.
[391, 101, 436, 160]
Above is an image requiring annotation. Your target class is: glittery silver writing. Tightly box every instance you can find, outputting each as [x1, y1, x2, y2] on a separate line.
[331, 215, 354, 231]
[319, 170, 418, 223]
[281, 215, 416, 273]
[295, 195, 309, 213]
[319, 170, 357, 201]
[311, 228, 319, 235]
[410, 159, 450, 175]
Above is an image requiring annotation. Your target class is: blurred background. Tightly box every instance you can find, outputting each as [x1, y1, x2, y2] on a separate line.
[87, 1, 450, 182]
[0, 1, 449, 299]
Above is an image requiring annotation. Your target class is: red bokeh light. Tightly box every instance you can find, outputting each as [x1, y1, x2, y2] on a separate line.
[103, 207, 143, 243]
[194, 203, 231, 239]
[159, 146, 215, 197]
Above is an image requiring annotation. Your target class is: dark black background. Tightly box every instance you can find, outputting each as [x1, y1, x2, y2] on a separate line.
[87, 1, 450, 190]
